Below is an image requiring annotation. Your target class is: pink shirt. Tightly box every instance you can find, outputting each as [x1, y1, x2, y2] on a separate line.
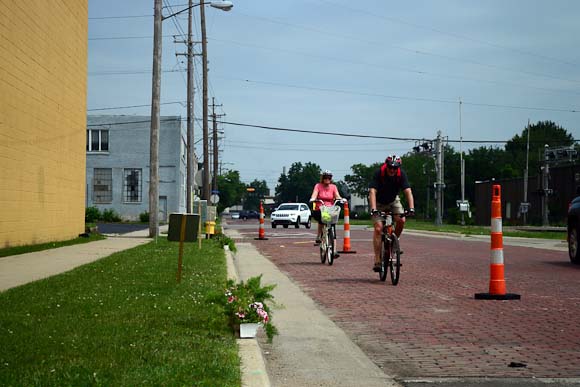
[314, 183, 339, 206]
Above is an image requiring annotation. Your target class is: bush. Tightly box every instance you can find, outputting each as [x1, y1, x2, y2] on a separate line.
[214, 233, 236, 252]
[139, 211, 149, 223]
[102, 208, 121, 222]
[85, 207, 101, 223]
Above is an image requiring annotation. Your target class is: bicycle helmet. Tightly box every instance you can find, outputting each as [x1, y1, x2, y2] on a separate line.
[385, 154, 402, 168]
[321, 169, 333, 178]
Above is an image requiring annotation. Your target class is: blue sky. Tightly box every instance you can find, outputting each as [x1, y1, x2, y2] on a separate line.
[88, 0, 580, 190]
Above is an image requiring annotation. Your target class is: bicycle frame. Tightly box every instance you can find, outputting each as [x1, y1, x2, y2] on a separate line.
[313, 199, 344, 266]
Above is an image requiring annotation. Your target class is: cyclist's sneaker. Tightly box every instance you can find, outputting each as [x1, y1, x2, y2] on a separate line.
[372, 264, 381, 272]
[333, 253, 340, 259]
[315, 238, 321, 244]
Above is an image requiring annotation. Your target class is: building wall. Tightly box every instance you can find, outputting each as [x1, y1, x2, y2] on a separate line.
[86, 116, 188, 221]
[0, 1, 88, 247]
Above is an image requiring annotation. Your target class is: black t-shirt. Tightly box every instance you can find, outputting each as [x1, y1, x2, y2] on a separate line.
[369, 167, 410, 205]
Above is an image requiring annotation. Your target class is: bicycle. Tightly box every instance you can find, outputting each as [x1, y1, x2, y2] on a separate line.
[375, 210, 408, 285]
[313, 199, 344, 266]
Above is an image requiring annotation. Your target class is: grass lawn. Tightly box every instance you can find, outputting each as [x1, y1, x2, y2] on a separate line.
[348, 219, 567, 240]
[0, 238, 239, 386]
[0, 233, 105, 258]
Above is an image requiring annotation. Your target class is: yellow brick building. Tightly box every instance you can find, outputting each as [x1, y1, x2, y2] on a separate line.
[0, 1, 88, 248]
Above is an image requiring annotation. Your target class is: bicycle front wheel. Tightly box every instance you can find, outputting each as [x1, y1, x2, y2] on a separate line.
[320, 226, 327, 264]
[327, 226, 335, 266]
[389, 235, 401, 285]
[379, 236, 388, 282]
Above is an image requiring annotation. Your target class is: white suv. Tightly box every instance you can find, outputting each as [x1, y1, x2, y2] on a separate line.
[271, 203, 312, 229]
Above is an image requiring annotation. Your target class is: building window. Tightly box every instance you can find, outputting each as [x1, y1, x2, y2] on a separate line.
[87, 129, 109, 152]
[124, 169, 142, 203]
[93, 168, 112, 203]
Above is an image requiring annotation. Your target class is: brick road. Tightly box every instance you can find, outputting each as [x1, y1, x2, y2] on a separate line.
[229, 220, 580, 379]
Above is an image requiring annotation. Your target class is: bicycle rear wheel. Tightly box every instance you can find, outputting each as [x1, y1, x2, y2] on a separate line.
[389, 235, 401, 285]
[327, 226, 335, 266]
[379, 237, 388, 281]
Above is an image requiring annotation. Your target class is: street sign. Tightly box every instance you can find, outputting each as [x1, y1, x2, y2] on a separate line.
[210, 194, 220, 204]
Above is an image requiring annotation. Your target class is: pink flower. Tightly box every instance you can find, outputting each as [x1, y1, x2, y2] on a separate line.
[227, 296, 235, 303]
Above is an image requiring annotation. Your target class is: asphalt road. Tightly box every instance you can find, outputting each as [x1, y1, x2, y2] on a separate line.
[96, 222, 149, 235]
[226, 219, 580, 386]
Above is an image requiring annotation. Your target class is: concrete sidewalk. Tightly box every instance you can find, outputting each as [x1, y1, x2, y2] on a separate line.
[224, 227, 401, 387]
[0, 227, 157, 292]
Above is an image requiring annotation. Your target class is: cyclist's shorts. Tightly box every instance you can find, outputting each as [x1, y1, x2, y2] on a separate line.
[373, 195, 404, 223]
[312, 209, 322, 223]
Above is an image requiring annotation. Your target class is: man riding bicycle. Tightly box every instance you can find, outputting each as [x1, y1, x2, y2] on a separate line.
[369, 155, 415, 272]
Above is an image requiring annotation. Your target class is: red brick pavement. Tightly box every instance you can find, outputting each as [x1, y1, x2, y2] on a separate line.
[231, 222, 580, 378]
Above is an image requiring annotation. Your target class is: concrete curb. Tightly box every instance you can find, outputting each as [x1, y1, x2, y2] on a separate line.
[225, 246, 271, 387]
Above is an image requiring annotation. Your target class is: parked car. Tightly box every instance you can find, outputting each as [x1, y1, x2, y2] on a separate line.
[271, 203, 311, 229]
[230, 211, 240, 220]
[568, 187, 580, 264]
[239, 210, 260, 220]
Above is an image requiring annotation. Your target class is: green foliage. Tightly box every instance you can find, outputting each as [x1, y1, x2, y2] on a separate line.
[139, 211, 149, 223]
[85, 206, 101, 222]
[217, 170, 246, 213]
[214, 233, 237, 253]
[217, 275, 278, 342]
[244, 179, 269, 210]
[275, 162, 321, 203]
[344, 162, 381, 202]
[0, 238, 240, 386]
[101, 208, 121, 222]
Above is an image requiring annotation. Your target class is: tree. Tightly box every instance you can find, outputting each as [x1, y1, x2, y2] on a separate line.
[275, 162, 321, 203]
[397, 152, 435, 219]
[505, 120, 575, 176]
[216, 170, 246, 213]
[244, 179, 269, 210]
[344, 162, 381, 205]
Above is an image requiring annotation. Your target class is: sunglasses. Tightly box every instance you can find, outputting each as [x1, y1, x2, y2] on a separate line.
[323, 176, 332, 179]
[386, 165, 399, 170]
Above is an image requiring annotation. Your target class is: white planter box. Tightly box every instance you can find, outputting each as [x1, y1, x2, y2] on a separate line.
[239, 323, 260, 338]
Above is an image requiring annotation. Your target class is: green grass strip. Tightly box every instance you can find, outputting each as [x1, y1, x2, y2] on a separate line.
[0, 233, 105, 258]
[348, 219, 566, 240]
[0, 238, 240, 386]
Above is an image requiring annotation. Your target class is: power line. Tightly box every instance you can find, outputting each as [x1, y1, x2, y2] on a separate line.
[89, 15, 152, 20]
[229, 11, 580, 84]
[89, 69, 185, 76]
[85, 117, 579, 144]
[227, 77, 580, 113]
[316, 0, 579, 68]
[88, 101, 185, 111]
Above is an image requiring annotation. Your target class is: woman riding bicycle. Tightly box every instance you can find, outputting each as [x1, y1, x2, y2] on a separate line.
[309, 170, 343, 244]
[369, 155, 415, 272]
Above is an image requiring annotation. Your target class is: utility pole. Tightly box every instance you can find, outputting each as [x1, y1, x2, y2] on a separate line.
[186, 0, 194, 212]
[522, 119, 531, 225]
[148, 0, 162, 238]
[200, 0, 210, 201]
[174, 0, 195, 212]
[542, 144, 550, 226]
[210, 97, 224, 201]
[459, 98, 465, 226]
[434, 130, 444, 226]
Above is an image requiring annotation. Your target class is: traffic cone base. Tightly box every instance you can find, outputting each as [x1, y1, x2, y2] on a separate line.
[474, 292, 521, 300]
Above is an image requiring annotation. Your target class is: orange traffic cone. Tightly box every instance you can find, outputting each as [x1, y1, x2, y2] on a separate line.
[475, 184, 520, 300]
[338, 200, 356, 254]
[254, 201, 268, 240]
